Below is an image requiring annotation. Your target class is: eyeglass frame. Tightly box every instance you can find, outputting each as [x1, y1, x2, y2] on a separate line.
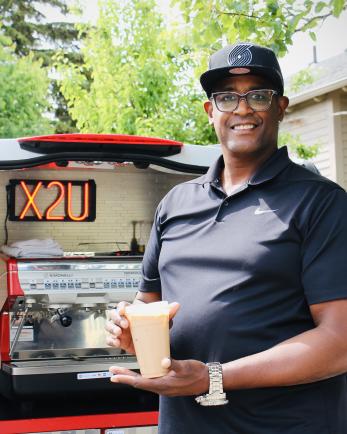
[210, 89, 278, 113]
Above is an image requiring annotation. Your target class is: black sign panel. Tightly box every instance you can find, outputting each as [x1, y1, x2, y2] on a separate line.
[8, 179, 96, 222]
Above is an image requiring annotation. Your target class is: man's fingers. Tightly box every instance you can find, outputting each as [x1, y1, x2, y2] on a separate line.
[110, 374, 138, 386]
[117, 302, 129, 328]
[109, 367, 164, 391]
[109, 366, 142, 387]
[116, 301, 128, 315]
[105, 320, 122, 336]
[108, 304, 129, 329]
[168, 302, 180, 320]
[106, 336, 120, 347]
[109, 366, 138, 377]
[161, 358, 182, 374]
[161, 357, 171, 369]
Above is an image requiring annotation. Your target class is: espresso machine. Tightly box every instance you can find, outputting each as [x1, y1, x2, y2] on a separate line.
[0, 254, 141, 399]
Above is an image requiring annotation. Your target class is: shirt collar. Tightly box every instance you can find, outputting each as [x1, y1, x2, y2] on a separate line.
[198, 146, 291, 186]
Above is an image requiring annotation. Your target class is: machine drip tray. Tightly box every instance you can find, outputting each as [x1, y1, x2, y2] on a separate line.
[3, 355, 137, 375]
[0, 355, 139, 399]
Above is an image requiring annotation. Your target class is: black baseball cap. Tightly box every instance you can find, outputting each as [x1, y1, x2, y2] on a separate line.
[200, 43, 284, 97]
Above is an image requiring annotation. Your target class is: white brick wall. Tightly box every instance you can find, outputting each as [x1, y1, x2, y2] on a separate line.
[0, 165, 194, 251]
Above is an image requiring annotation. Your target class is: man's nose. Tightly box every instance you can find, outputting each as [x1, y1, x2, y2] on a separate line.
[233, 97, 254, 115]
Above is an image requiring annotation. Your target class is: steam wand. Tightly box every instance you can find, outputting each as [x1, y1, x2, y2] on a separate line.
[9, 307, 29, 358]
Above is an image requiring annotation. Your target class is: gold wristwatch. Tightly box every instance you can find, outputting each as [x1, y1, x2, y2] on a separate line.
[195, 362, 229, 406]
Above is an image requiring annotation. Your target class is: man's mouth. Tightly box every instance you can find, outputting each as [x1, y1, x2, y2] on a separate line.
[232, 124, 257, 130]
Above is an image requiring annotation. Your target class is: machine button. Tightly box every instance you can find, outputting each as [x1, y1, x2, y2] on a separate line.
[52, 281, 59, 289]
[75, 281, 82, 289]
[132, 279, 140, 287]
[111, 279, 117, 288]
[126, 279, 132, 288]
[60, 281, 67, 289]
[89, 282, 95, 289]
[45, 281, 52, 289]
[30, 283, 37, 289]
[103, 280, 110, 289]
[68, 280, 74, 289]
[118, 279, 125, 288]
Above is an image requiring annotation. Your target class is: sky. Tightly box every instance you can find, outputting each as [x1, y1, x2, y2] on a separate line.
[43, 0, 347, 79]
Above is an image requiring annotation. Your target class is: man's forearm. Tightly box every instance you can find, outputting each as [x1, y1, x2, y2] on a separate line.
[223, 326, 347, 390]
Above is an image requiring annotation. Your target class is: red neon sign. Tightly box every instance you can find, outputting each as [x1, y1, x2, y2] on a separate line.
[19, 181, 43, 220]
[46, 181, 65, 221]
[67, 182, 90, 221]
[9, 180, 96, 222]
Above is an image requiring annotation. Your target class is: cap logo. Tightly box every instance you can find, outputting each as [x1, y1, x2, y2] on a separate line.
[228, 44, 253, 66]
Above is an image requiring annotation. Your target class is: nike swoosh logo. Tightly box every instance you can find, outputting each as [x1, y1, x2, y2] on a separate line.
[254, 207, 278, 215]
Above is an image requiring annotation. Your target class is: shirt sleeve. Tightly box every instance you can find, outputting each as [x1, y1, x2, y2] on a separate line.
[301, 188, 347, 305]
[138, 202, 163, 293]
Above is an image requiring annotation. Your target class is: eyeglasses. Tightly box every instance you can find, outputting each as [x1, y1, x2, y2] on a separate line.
[210, 89, 278, 112]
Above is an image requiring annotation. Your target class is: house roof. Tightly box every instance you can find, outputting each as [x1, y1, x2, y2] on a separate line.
[285, 50, 347, 107]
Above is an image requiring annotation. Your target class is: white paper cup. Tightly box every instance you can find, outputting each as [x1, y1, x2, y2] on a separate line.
[125, 301, 170, 378]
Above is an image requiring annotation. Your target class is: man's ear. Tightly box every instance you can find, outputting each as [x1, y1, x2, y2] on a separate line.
[278, 96, 289, 121]
[204, 100, 214, 125]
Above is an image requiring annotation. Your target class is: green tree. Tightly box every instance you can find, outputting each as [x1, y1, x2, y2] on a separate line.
[57, 0, 344, 159]
[172, 0, 346, 59]
[0, 0, 83, 133]
[0, 33, 52, 138]
[0, 0, 80, 63]
[56, 0, 216, 144]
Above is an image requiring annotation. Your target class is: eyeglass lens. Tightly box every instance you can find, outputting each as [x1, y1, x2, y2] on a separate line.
[213, 90, 276, 112]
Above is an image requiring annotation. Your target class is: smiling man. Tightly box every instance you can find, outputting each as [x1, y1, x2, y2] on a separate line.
[106, 43, 347, 434]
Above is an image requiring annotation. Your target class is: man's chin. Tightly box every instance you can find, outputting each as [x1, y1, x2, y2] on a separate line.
[222, 141, 260, 155]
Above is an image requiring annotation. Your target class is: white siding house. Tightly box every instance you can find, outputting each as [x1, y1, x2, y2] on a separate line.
[281, 50, 347, 188]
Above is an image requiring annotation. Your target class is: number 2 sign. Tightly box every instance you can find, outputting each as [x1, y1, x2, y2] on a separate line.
[8, 179, 96, 222]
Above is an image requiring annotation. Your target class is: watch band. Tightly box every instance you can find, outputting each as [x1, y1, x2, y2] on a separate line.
[195, 362, 228, 406]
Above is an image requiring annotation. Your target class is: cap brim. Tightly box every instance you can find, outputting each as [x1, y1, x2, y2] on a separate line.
[200, 66, 284, 97]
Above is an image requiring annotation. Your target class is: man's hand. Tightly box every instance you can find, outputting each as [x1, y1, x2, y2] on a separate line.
[109, 358, 209, 397]
[105, 301, 180, 355]
[106, 301, 135, 354]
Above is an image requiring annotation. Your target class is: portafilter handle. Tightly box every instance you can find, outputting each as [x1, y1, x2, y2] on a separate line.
[50, 307, 72, 327]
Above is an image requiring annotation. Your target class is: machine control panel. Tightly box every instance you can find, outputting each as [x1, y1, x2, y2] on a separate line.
[22, 276, 141, 292]
[16, 258, 142, 298]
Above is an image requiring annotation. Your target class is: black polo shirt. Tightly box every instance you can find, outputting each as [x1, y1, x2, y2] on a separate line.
[139, 146, 347, 434]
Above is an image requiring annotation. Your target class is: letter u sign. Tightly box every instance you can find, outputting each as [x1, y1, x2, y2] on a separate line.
[8, 179, 96, 222]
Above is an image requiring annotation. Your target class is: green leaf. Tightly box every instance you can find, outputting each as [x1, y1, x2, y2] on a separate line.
[301, 17, 320, 31]
[303, 0, 313, 9]
[332, 0, 345, 16]
[309, 31, 317, 41]
[314, 1, 327, 13]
